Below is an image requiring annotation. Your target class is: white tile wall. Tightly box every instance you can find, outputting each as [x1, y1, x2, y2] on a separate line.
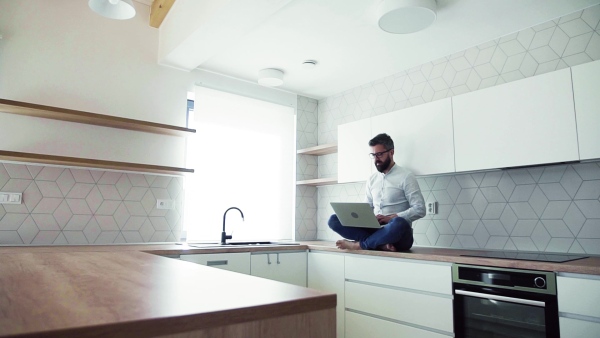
[0, 163, 183, 245]
[296, 4, 600, 254]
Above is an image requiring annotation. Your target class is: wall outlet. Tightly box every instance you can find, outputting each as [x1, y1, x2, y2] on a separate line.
[427, 201, 437, 215]
[156, 199, 175, 210]
[0, 192, 22, 204]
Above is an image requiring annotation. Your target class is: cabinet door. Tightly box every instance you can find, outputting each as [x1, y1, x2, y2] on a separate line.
[371, 98, 455, 175]
[560, 317, 600, 338]
[338, 118, 372, 183]
[557, 275, 600, 318]
[251, 251, 307, 286]
[180, 253, 250, 274]
[453, 68, 579, 172]
[308, 251, 345, 338]
[572, 59, 600, 160]
[345, 311, 450, 338]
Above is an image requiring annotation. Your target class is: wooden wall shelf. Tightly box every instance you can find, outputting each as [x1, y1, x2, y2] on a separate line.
[0, 150, 194, 176]
[297, 143, 337, 156]
[0, 98, 196, 136]
[296, 177, 337, 186]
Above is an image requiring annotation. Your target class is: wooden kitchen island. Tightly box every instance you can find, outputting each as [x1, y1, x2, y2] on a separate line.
[0, 251, 335, 338]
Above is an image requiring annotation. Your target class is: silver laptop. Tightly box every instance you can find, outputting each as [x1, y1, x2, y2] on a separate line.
[330, 202, 382, 228]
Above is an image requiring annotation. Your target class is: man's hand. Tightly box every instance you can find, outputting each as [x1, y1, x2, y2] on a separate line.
[376, 214, 398, 225]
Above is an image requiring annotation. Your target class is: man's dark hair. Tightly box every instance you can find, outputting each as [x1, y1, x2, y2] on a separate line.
[369, 133, 394, 150]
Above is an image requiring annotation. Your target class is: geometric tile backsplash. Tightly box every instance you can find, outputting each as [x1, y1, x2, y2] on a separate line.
[0, 163, 183, 245]
[305, 4, 600, 254]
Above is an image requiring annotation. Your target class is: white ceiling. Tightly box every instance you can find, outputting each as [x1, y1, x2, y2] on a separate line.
[160, 0, 600, 99]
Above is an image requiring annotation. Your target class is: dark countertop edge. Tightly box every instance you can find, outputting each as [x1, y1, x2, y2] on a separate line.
[6, 296, 337, 338]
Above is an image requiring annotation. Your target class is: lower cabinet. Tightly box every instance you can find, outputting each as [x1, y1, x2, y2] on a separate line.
[308, 251, 345, 338]
[345, 311, 450, 338]
[179, 252, 251, 274]
[557, 273, 600, 338]
[344, 255, 454, 337]
[251, 251, 307, 287]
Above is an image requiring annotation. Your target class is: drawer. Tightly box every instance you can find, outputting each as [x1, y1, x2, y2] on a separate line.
[345, 281, 453, 332]
[557, 275, 600, 318]
[180, 253, 251, 274]
[560, 317, 600, 338]
[345, 255, 452, 294]
[345, 310, 451, 338]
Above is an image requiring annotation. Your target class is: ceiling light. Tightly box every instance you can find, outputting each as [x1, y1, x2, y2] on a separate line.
[302, 60, 318, 69]
[89, 0, 136, 20]
[377, 0, 437, 34]
[258, 68, 284, 87]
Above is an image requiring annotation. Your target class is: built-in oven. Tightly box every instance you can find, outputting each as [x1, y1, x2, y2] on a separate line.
[453, 264, 559, 338]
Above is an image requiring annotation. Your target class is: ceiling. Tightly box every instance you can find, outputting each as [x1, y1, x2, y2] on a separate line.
[159, 0, 600, 99]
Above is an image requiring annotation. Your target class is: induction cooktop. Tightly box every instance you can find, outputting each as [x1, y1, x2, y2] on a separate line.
[460, 251, 588, 263]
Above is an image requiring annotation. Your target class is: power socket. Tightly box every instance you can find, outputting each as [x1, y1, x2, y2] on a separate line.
[156, 199, 175, 210]
[427, 201, 437, 215]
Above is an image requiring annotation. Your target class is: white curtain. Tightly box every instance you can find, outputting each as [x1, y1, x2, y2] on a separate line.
[184, 86, 295, 242]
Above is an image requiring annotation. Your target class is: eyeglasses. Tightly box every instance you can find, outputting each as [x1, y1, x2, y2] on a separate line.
[369, 149, 393, 159]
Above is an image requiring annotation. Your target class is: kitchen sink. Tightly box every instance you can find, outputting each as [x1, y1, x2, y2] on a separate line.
[188, 241, 301, 248]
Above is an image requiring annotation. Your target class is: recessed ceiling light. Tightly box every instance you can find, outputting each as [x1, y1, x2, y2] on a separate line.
[258, 68, 284, 87]
[377, 0, 437, 34]
[302, 60, 318, 69]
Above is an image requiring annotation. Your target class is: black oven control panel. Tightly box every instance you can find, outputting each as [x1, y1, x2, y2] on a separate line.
[452, 264, 557, 295]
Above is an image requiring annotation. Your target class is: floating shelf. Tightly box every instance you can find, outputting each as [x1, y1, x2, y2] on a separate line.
[297, 143, 337, 156]
[296, 177, 338, 186]
[0, 98, 196, 136]
[0, 150, 194, 176]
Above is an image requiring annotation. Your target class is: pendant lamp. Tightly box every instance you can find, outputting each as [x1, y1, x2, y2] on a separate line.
[89, 0, 136, 20]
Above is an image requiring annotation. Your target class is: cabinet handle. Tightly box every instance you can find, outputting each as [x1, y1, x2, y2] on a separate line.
[207, 260, 228, 266]
[277, 253, 280, 264]
[267, 254, 272, 265]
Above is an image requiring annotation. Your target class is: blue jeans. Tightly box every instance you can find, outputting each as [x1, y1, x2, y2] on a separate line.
[328, 214, 414, 251]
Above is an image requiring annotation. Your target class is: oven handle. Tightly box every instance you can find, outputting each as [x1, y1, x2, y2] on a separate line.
[455, 289, 545, 307]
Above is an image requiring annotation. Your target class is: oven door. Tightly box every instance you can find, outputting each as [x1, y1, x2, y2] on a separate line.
[453, 284, 559, 338]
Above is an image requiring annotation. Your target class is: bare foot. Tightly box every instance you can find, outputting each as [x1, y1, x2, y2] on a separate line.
[377, 243, 397, 252]
[336, 240, 361, 250]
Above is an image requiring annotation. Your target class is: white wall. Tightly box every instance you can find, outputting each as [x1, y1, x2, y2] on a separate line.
[0, 0, 296, 167]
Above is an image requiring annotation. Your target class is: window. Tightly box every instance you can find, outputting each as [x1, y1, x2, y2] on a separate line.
[184, 87, 295, 242]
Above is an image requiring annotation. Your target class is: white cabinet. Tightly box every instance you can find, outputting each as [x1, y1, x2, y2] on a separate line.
[250, 251, 307, 287]
[308, 251, 345, 338]
[452, 68, 579, 172]
[344, 255, 453, 337]
[180, 252, 251, 274]
[371, 98, 455, 176]
[557, 273, 600, 338]
[572, 59, 600, 161]
[346, 311, 449, 338]
[337, 118, 372, 183]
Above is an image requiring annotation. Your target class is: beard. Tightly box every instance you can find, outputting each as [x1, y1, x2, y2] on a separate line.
[375, 157, 391, 173]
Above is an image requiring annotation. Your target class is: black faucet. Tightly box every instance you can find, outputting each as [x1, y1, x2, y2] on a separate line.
[221, 207, 244, 245]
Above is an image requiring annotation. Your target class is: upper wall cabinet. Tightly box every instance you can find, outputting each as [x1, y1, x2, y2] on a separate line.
[371, 98, 455, 176]
[338, 118, 372, 183]
[571, 59, 600, 161]
[452, 68, 579, 172]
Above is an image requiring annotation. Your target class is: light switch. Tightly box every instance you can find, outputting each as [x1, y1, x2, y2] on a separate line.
[0, 194, 8, 203]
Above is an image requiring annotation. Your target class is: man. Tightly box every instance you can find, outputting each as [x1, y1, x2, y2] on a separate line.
[328, 133, 425, 251]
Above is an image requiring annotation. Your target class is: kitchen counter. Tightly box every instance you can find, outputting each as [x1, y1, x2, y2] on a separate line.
[0, 250, 335, 338]
[304, 241, 600, 275]
[1, 241, 599, 275]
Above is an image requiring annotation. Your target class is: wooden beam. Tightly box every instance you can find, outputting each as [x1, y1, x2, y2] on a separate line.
[150, 0, 176, 28]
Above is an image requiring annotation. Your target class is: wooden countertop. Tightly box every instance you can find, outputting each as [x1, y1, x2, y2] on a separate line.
[304, 241, 600, 276]
[1, 241, 599, 275]
[0, 250, 334, 338]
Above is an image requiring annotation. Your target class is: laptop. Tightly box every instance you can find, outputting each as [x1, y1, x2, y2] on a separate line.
[330, 202, 382, 228]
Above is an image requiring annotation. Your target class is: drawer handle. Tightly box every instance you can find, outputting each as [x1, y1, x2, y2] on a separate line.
[277, 253, 280, 264]
[207, 260, 228, 266]
[267, 254, 272, 265]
